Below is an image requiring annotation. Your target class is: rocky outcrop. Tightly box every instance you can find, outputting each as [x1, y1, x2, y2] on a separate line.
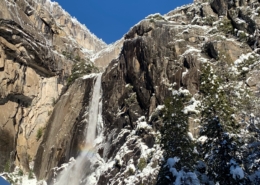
[92, 38, 124, 69]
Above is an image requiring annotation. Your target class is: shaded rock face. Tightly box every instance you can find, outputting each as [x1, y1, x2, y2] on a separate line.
[99, 20, 204, 185]
[0, 0, 106, 173]
[97, 1, 257, 184]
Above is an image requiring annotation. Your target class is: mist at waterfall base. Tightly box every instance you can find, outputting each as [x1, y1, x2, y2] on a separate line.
[55, 74, 103, 185]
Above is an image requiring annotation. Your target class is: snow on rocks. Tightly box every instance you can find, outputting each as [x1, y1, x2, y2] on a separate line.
[0, 165, 42, 185]
[197, 136, 208, 144]
[97, 113, 163, 185]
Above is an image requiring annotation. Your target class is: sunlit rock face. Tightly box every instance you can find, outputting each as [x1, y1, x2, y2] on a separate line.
[0, 0, 106, 173]
[91, 38, 124, 69]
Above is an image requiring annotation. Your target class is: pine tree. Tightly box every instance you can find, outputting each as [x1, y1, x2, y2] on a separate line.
[242, 115, 260, 183]
[198, 63, 248, 184]
[157, 91, 197, 185]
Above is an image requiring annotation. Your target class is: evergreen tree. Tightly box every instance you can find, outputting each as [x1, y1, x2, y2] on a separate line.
[157, 91, 197, 185]
[242, 115, 260, 183]
[198, 63, 248, 184]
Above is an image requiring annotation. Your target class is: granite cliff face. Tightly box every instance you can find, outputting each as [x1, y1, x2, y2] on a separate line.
[0, 0, 106, 175]
[97, 1, 257, 183]
[2, 0, 260, 184]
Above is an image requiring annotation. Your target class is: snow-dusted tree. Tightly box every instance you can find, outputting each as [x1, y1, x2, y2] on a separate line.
[198, 63, 249, 184]
[242, 115, 260, 183]
[157, 91, 197, 185]
[67, 59, 99, 85]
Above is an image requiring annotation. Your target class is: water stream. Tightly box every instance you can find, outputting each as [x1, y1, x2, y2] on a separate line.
[55, 73, 103, 185]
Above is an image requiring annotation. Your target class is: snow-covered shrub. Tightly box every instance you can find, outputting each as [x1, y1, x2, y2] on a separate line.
[198, 62, 252, 184]
[146, 13, 166, 22]
[203, 16, 216, 26]
[217, 18, 234, 35]
[137, 158, 147, 172]
[67, 60, 99, 85]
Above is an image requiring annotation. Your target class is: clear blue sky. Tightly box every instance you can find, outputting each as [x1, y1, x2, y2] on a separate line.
[55, 0, 193, 44]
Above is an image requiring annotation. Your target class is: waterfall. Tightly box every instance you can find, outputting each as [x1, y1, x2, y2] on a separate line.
[55, 73, 103, 185]
[86, 74, 102, 144]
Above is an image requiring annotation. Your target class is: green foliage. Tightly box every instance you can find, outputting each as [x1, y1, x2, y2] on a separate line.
[125, 84, 133, 91]
[215, 61, 253, 113]
[62, 51, 99, 85]
[157, 92, 196, 184]
[236, 54, 257, 79]
[238, 31, 248, 42]
[203, 16, 216, 26]
[149, 19, 155, 23]
[198, 62, 252, 184]
[161, 94, 195, 169]
[153, 14, 165, 20]
[75, 55, 81, 62]
[137, 158, 147, 171]
[28, 154, 32, 162]
[217, 18, 234, 35]
[124, 93, 137, 106]
[28, 169, 34, 179]
[200, 63, 238, 133]
[52, 98, 57, 107]
[36, 127, 43, 141]
[128, 167, 135, 175]
[18, 169, 23, 176]
[62, 51, 73, 60]
[4, 160, 10, 172]
[48, 110, 52, 116]
[67, 61, 99, 86]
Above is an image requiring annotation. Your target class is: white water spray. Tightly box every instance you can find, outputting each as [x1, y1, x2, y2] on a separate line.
[55, 73, 103, 185]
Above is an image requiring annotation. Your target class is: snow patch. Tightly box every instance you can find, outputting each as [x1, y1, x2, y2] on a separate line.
[197, 136, 208, 144]
[184, 97, 200, 115]
[167, 157, 180, 168]
[230, 159, 244, 180]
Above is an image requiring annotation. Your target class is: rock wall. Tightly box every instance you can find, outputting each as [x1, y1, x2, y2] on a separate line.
[96, 1, 258, 183]
[0, 0, 106, 173]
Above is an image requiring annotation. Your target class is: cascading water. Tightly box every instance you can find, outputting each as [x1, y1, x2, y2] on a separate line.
[55, 73, 103, 185]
